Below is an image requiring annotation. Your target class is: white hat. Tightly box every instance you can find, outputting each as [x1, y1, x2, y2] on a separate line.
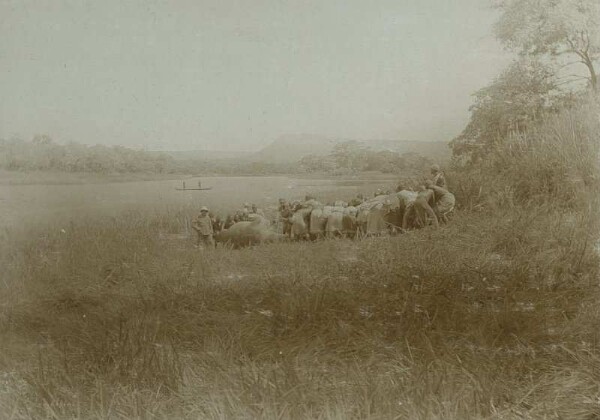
[200, 206, 209, 212]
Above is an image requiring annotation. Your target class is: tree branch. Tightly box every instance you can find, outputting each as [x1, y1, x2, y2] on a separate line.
[555, 60, 586, 70]
[565, 38, 587, 59]
[556, 74, 590, 81]
[555, 78, 589, 87]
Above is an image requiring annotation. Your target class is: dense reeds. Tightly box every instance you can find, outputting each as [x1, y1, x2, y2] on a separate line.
[1, 100, 598, 418]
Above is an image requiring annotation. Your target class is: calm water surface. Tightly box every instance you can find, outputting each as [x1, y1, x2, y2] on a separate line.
[1, 175, 396, 228]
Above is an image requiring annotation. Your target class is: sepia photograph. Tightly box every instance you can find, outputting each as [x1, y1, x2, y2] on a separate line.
[1, 1, 599, 418]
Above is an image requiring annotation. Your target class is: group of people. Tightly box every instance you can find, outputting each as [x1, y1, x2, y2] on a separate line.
[191, 202, 264, 248]
[223, 203, 264, 228]
[192, 164, 454, 248]
[401, 164, 454, 229]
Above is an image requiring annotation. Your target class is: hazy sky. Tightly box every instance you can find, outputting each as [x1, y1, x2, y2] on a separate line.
[1, 0, 510, 151]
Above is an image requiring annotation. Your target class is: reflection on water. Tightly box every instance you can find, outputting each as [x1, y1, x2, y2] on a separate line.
[1, 175, 397, 228]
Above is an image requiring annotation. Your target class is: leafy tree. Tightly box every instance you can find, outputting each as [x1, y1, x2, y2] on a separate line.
[363, 150, 401, 173]
[299, 154, 337, 173]
[494, 0, 600, 90]
[450, 58, 560, 162]
[330, 141, 368, 171]
[399, 152, 434, 173]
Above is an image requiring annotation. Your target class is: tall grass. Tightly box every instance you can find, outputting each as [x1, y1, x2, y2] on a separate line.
[1, 100, 599, 419]
[450, 96, 600, 211]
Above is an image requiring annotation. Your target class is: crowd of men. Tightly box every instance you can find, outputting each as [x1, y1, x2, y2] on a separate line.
[192, 164, 454, 248]
[191, 202, 266, 248]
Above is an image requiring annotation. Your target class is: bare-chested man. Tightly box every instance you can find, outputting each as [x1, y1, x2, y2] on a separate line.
[402, 185, 439, 229]
[425, 180, 455, 223]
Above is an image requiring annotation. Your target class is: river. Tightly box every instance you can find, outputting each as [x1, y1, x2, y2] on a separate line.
[1, 175, 397, 228]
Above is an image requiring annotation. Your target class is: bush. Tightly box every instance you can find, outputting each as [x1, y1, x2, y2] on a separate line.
[449, 96, 599, 211]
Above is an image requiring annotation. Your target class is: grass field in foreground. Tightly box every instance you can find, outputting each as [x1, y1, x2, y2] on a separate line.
[1, 200, 598, 419]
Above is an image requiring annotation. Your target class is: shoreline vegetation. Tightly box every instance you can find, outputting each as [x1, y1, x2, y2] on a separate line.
[0, 136, 441, 184]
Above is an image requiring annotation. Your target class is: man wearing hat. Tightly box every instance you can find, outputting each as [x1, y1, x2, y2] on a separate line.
[278, 199, 293, 236]
[192, 206, 214, 248]
[430, 164, 447, 188]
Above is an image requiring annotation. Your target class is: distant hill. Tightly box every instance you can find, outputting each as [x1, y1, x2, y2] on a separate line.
[152, 136, 451, 164]
[252, 135, 450, 163]
[251, 134, 338, 163]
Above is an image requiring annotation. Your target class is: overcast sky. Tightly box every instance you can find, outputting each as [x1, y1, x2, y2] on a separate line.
[1, 0, 511, 151]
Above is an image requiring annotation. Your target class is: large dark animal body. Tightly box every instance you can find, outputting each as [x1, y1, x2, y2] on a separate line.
[214, 219, 286, 249]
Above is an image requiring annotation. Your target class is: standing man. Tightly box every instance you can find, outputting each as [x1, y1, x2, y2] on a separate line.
[430, 164, 447, 188]
[192, 206, 214, 249]
[278, 199, 293, 237]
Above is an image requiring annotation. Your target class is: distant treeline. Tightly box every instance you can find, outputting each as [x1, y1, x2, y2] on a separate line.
[0, 136, 436, 176]
[0, 135, 175, 174]
[299, 141, 434, 175]
[0, 136, 292, 176]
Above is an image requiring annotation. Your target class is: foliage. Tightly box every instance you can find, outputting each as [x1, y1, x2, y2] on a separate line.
[449, 94, 599, 210]
[0, 137, 298, 176]
[451, 58, 562, 162]
[298, 153, 338, 173]
[329, 140, 367, 171]
[299, 140, 434, 175]
[0, 136, 175, 174]
[494, 0, 600, 90]
[453, 0, 600, 163]
[0, 136, 436, 177]
[171, 157, 295, 176]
